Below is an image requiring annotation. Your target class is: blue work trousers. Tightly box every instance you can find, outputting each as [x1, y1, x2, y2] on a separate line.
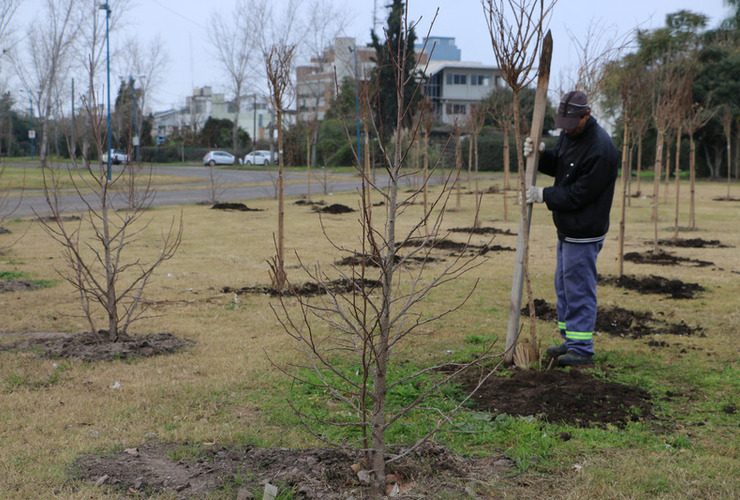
[554, 240, 603, 356]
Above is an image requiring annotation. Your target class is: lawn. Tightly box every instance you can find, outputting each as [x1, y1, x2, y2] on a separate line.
[0, 173, 737, 498]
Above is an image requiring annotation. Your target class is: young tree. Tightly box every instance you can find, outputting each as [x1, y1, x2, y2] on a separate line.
[486, 88, 515, 221]
[38, 91, 182, 342]
[208, 0, 257, 158]
[482, 0, 556, 365]
[684, 102, 714, 229]
[273, 7, 493, 496]
[265, 42, 297, 292]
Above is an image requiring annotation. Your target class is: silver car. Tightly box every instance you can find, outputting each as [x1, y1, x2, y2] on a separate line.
[203, 151, 235, 166]
[243, 150, 275, 166]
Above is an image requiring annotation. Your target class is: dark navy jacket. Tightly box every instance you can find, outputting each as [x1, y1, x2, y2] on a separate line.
[539, 116, 619, 243]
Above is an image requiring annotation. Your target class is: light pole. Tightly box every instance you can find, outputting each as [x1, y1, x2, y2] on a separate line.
[349, 45, 361, 168]
[100, 1, 112, 180]
[27, 92, 34, 160]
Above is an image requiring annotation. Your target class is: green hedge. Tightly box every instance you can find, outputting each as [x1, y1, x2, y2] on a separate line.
[460, 133, 559, 172]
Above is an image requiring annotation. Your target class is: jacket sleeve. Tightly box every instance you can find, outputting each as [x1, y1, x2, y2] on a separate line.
[537, 134, 563, 177]
[542, 138, 616, 212]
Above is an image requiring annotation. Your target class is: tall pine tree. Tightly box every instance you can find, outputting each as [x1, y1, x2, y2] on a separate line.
[370, 0, 420, 142]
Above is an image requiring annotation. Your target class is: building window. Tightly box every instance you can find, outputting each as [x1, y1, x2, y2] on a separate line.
[446, 73, 467, 85]
[445, 103, 467, 115]
[470, 74, 491, 86]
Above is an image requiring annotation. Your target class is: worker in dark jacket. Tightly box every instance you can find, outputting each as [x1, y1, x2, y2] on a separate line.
[524, 90, 618, 366]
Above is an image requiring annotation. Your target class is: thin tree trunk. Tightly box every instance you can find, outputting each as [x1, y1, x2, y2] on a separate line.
[276, 109, 286, 290]
[618, 123, 630, 277]
[689, 132, 696, 230]
[652, 130, 665, 254]
[673, 127, 682, 241]
[503, 125, 510, 221]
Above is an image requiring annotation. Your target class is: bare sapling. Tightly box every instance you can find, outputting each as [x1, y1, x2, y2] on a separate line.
[649, 59, 692, 254]
[264, 42, 297, 292]
[720, 105, 734, 200]
[271, 6, 500, 496]
[37, 93, 182, 342]
[483, 0, 556, 365]
[684, 102, 715, 229]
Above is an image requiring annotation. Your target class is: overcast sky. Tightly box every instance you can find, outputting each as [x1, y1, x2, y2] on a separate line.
[11, 0, 733, 112]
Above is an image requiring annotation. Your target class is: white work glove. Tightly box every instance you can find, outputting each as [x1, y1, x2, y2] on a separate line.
[523, 137, 545, 157]
[526, 186, 544, 204]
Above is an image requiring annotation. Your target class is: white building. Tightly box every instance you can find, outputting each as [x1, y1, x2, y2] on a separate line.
[422, 61, 504, 125]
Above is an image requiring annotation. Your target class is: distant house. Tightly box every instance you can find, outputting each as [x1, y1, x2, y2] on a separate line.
[151, 86, 273, 143]
[295, 37, 375, 122]
[422, 61, 503, 125]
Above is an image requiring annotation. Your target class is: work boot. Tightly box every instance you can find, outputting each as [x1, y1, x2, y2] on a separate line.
[557, 350, 594, 366]
[545, 343, 568, 358]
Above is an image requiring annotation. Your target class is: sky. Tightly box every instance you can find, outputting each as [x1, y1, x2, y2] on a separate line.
[10, 0, 733, 113]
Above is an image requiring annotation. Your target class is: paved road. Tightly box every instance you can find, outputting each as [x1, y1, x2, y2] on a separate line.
[6, 165, 369, 219]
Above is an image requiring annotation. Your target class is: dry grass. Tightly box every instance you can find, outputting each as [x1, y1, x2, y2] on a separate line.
[0, 176, 738, 498]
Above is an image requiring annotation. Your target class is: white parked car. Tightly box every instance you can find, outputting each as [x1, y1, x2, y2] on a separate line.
[243, 150, 276, 166]
[203, 150, 235, 166]
[101, 149, 128, 164]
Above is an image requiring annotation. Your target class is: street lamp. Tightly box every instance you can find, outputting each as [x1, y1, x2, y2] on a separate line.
[348, 44, 361, 168]
[126, 75, 145, 164]
[100, 1, 112, 180]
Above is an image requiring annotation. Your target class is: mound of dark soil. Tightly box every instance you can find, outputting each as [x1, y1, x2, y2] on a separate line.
[0, 332, 193, 362]
[0, 226, 10, 234]
[224, 278, 381, 298]
[335, 253, 439, 267]
[397, 237, 514, 255]
[72, 441, 514, 499]
[449, 226, 516, 236]
[657, 238, 731, 248]
[317, 203, 354, 214]
[294, 199, 325, 206]
[523, 298, 703, 338]
[599, 274, 705, 299]
[37, 215, 81, 222]
[461, 368, 654, 427]
[624, 250, 714, 267]
[211, 202, 261, 211]
[0, 280, 40, 292]
[712, 196, 740, 202]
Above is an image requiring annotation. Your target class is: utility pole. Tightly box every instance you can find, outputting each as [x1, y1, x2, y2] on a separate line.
[129, 76, 140, 164]
[100, 1, 112, 180]
[28, 93, 34, 160]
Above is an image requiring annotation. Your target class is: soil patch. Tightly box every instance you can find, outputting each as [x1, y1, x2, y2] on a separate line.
[0, 279, 40, 292]
[72, 441, 514, 499]
[599, 273, 705, 299]
[657, 238, 731, 248]
[335, 253, 440, 267]
[0, 226, 10, 234]
[624, 250, 714, 267]
[36, 215, 81, 222]
[449, 226, 516, 236]
[397, 237, 515, 255]
[224, 278, 381, 298]
[0, 332, 193, 362]
[523, 298, 703, 338]
[211, 202, 262, 211]
[316, 203, 354, 214]
[460, 368, 654, 427]
[294, 199, 326, 206]
[712, 196, 740, 202]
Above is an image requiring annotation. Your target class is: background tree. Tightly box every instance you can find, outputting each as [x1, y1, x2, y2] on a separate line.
[208, 0, 256, 158]
[370, 0, 420, 143]
[684, 102, 715, 229]
[13, 0, 82, 166]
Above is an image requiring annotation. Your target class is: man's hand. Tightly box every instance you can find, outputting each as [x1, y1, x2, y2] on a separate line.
[523, 137, 545, 157]
[526, 186, 544, 204]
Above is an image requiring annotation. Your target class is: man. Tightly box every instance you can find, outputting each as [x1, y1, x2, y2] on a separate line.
[523, 90, 618, 366]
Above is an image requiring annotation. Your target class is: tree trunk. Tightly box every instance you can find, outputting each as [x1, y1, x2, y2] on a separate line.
[618, 123, 630, 277]
[673, 127, 682, 241]
[652, 130, 665, 254]
[689, 133, 696, 230]
[503, 125, 510, 221]
[276, 109, 286, 291]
